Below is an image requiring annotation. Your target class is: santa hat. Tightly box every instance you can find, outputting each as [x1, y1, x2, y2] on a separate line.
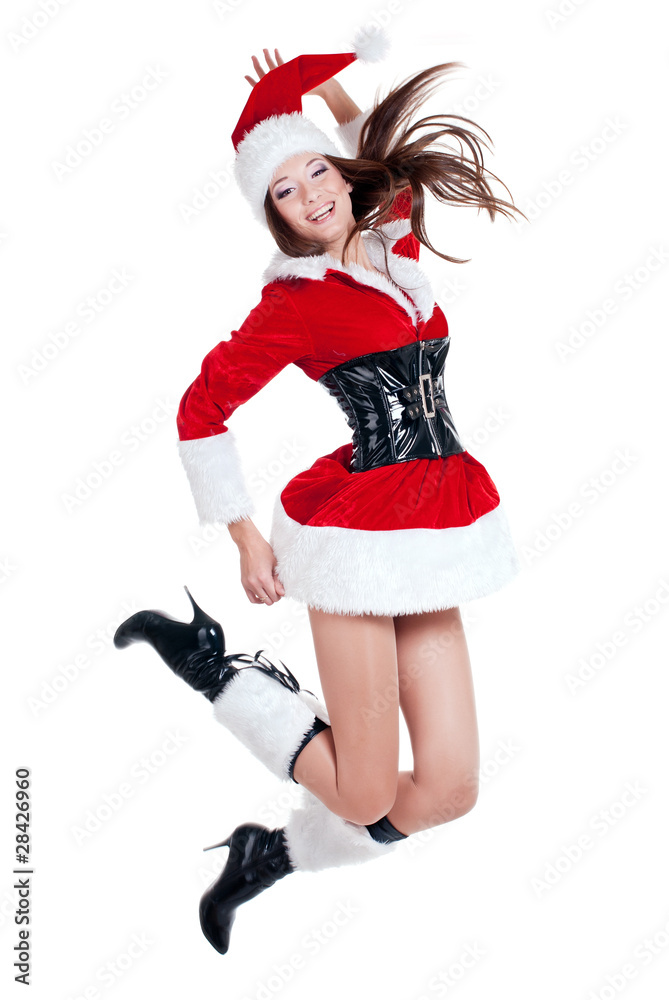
[231, 25, 391, 227]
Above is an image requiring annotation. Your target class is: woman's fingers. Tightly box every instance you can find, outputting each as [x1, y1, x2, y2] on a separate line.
[244, 582, 271, 604]
[246, 588, 270, 605]
[238, 536, 285, 604]
[260, 47, 283, 71]
[247, 590, 278, 605]
[272, 564, 286, 596]
[245, 48, 285, 88]
[243, 573, 283, 604]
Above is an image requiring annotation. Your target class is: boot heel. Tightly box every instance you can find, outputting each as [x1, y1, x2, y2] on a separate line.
[183, 585, 220, 629]
[203, 836, 232, 853]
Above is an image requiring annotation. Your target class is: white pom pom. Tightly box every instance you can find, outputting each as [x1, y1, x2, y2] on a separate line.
[351, 24, 391, 64]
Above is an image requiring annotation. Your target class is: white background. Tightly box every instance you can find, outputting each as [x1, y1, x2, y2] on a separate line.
[2, 0, 669, 998]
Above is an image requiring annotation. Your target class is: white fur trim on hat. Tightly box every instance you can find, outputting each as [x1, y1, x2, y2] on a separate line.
[177, 429, 255, 526]
[233, 113, 343, 228]
[284, 788, 397, 871]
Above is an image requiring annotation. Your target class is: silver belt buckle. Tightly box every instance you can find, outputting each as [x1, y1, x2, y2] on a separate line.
[419, 372, 436, 418]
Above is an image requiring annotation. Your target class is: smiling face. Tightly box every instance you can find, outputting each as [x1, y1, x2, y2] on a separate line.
[268, 152, 355, 248]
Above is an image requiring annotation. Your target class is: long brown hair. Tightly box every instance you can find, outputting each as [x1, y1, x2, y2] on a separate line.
[264, 61, 527, 271]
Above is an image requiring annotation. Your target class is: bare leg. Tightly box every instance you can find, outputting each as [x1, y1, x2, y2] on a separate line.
[385, 606, 480, 834]
[292, 608, 400, 827]
[294, 606, 479, 835]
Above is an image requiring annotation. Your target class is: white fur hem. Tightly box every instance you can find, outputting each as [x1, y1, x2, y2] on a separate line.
[177, 430, 255, 526]
[270, 498, 521, 617]
[284, 789, 397, 871]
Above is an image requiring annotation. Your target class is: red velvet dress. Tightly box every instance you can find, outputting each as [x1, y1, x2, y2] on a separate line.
[176, 183, 520, 616]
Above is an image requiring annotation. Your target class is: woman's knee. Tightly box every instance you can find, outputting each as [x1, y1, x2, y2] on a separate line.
[421, 775, 479, 827]
[338, 777, 398, 827]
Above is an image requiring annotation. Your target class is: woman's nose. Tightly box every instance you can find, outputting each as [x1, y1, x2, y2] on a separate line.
[303, 181, 324, 201]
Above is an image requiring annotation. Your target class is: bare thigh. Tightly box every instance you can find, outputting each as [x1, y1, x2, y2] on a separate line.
[301, 607, 400, 825]
[394, 606, 480, 825]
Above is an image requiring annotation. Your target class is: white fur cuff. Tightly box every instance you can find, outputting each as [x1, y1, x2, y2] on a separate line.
[177, 430, 255, 526]
[333, 107, 372, 159]
[284, 788, 397, 872]
[212, 666, 321, 782]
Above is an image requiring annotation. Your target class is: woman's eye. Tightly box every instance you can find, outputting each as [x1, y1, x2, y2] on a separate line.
[277, 167, 327, 199]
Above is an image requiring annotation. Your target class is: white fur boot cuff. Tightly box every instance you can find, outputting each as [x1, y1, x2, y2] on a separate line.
[283, 788, 399, 872]
[211, 666, 328, 782]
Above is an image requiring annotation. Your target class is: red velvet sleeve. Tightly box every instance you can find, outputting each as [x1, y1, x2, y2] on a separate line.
[176, 282, 313, 526]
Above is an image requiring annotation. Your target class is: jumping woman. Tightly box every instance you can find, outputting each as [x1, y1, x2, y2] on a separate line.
[114, 25, 524, 955]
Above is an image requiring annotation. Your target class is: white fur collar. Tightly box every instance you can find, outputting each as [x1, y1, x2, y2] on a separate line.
[261, 220, 435, 326]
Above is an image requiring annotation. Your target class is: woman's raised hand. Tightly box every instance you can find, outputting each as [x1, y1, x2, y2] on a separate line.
[244, 47, 334, 99]
[244, 48, 285, 88]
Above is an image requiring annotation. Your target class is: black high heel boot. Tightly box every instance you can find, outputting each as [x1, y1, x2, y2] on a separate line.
[199, 823, 295, 955]
[113, 586, 238, 701]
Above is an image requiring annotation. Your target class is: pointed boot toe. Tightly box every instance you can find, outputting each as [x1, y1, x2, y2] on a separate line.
[113, 586, 236, 701]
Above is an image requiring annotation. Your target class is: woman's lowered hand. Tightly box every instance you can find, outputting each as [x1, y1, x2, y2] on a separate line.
[227, 518, 286, 605]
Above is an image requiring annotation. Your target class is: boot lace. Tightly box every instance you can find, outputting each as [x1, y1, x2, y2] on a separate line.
[222, 649, 317, 700]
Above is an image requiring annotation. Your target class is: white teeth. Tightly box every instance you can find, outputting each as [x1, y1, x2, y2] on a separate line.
[308, 202, 334, 221]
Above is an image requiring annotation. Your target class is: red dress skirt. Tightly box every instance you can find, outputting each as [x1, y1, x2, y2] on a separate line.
[270, 441, 520, 617]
